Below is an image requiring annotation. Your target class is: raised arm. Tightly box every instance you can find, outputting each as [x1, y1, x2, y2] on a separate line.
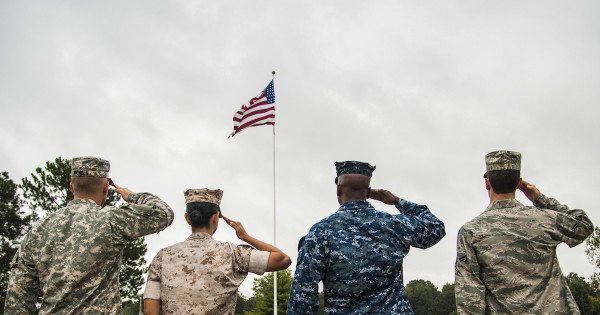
[223, 216, 291, 271]
[370, 189, 446, 248]
[110, 184, 174, 242]
[520, 180, 593, 247]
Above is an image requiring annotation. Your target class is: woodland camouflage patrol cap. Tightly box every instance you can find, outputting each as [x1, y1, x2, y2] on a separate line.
[184, 188, 224, 205]
[485, 150, 521, 172]
[71, 156, 110, 178]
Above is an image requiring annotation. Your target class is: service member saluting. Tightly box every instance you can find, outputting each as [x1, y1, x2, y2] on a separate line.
[5, 156, 174, 314]
[455, 150, 594, 314]
[287, 161, 446, 314]
[143, 188, 291, 315]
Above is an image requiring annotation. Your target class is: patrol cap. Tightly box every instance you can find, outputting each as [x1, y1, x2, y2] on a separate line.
[485, 150, 521, 172]
[334, 161, 376, 184]
[184, 188, 224, 206]
[71, 156, 110, 178]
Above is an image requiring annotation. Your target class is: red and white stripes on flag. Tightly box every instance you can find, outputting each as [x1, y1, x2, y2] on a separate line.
[228, 80, 275, 138]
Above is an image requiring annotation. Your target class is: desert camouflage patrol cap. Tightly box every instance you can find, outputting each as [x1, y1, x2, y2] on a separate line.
[334, 161, 376, 184]
[184, 188, 224, 205]
[71, 156, 110, 178]
[485, 150, 521, 172]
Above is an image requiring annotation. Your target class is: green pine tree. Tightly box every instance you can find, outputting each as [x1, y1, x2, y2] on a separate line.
[0, 171, 35, 313]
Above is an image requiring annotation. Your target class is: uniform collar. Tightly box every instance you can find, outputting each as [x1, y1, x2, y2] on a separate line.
[485, 198, 524, 212]
[187, 232, 213, 241]
[68, 198, 98, 206]
[338, 200, 374, 211]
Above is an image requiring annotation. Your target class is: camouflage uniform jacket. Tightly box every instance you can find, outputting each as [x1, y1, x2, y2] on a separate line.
[287, 199, 446, 314]
[143, 232, 270, 315]
[5, 192, 174, 315]
[455, 195, 593, 314]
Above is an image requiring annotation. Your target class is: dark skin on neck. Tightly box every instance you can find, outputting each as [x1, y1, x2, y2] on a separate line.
[337, 174, 401, 205]
[337, 174, 371, 204]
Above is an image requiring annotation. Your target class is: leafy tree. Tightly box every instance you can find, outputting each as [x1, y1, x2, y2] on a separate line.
[566, 272, 600, 315]
[436, 283, 457, 315]
[122, 297, 143, 315]
[236, 293, 256, 314]
[406, 279, 440, 315]
[586, 227, 600, 291]
[246, 269, 293, 314]
[406, 280, 457, 315]
[19, 157, 147, 303]
[0, 171, 34, 313]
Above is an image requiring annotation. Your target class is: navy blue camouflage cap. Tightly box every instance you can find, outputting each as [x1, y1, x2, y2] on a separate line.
[71, 156, 110, 178]
[334, 161, 376, 184]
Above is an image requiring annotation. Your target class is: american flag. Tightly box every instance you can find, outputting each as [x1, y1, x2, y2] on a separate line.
[228, 80, 275, 138]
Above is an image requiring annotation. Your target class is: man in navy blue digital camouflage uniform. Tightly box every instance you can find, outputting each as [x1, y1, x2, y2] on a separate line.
[287, 161, 446, 314]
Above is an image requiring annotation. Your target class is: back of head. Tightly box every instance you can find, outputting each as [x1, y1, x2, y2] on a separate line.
[70, 156, 110, 196]
[71, 177, 108, 195]
[186, 202, 221, 229]
[486, 170, 521, 194]
[484, 150, 521, 194]
[337, 174, 371, 200]
[184, 188, 223, 229]
[334, 161, 375, 202]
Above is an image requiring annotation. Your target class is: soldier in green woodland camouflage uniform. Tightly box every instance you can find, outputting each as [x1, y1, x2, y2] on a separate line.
[455, 150, 593, 314]
[5, 157, 174, 314]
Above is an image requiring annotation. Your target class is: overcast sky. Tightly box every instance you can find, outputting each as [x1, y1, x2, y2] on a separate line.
[1, 1, 599, 297]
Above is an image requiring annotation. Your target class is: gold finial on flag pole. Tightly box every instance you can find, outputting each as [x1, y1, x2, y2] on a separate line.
[272, 70, 276, 75]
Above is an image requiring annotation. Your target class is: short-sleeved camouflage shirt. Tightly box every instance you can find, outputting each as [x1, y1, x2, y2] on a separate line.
[143, 232, 270, 315]
[5, 192, 174, 314]
[455, 195, 593, 314]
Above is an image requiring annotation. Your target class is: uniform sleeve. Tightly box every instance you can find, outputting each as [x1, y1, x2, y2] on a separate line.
[248, 250, 270, 275]
[395, 198, 446, 248]
[143, 250, 163, 300]
[287, 229, 326, 315]
[4, 233, 41, 314]
[534, 194, 593, 247]
[455, 227, 486, 314]
[110, 192, 174, 243]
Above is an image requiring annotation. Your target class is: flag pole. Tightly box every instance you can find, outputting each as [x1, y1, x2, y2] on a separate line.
[271, 70, 277, 315]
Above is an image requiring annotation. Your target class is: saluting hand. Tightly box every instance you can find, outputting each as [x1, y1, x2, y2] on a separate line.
[223, 216, 250, 241]
[519, 180, 541, 202]
[369, 189, 400, 205]
[113, 184, 132, 202]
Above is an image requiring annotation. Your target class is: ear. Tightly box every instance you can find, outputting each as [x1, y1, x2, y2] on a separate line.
[103, 181, 109, 195]
[516, 178, 523, 190]
[211, 213, 220, 232]
[367, 187, 371, 199]
[184, 213, 192, 226]
[485, 178, 491, 191]
[337, 185, 342, 196]
[69, 182, 74, 194]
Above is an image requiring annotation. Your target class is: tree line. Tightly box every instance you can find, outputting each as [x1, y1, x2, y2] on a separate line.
[233, 271, 600, 315]
[2, 157, 600, 314]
